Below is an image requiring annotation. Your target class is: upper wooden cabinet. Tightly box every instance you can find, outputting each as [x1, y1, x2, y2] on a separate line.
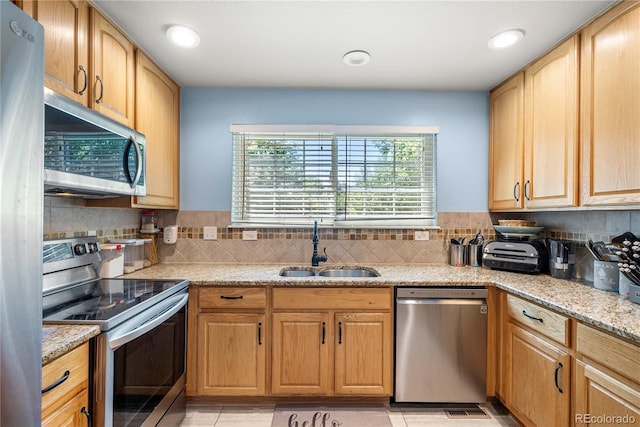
[20, 1, 136, 128]
[489, 36, 579, 211]
[22, 0, 90, 105]
[580, 1, 640, 206]
[523, 35, 579, 209]
[134, 52, 180, 209]
[489, 73, 525, 210]
[90, 9, 135, 127]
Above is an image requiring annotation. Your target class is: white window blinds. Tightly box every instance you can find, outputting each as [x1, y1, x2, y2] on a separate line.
[231, 126, 437, 227]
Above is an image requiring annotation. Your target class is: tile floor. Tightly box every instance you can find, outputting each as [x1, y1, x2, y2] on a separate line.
[180, 401, 522, 427]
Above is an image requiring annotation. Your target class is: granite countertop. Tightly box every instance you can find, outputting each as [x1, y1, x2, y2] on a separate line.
[124, 262, 640, 345]
[42, 324, 101, 365]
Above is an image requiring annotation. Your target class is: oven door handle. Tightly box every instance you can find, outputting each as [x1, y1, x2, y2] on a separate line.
[108, 293, 188, 350]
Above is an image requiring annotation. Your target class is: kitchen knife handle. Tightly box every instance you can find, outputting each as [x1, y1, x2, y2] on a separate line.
[513, 182, 520, 202]
[81, 406, 92, 427]
[522, 310, 544, 323]
[42, 370, 70, 394]
[258, 322, 262, 345]
[554, 362, 563, 393]
[78, 65, 87, 96]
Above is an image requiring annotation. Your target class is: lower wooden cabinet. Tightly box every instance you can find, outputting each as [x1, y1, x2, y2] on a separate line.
[197, 312, 266, 395]
[271, 288, 392, 397]
[41, 389, 89, 427]
[575, 323, 640, 426]
[499, 292, 571, 427]
[41, 342, 90, 426]
[191, 287, 267, 396]
[188, 286, 392, 398]
[504, 323, 570, 427]
[334, 312, 391, 395]
[271, 312, 332, 395]
[574, 360, 640, 426]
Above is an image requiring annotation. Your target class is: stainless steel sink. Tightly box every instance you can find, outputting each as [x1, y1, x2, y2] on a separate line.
[318, 268, 380, 277]
[279, 266, 381, 278]
[279, 267, 316, 277]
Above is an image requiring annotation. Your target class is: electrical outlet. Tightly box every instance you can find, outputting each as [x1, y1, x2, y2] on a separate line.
[203, 226, 217, 240]
[242, 230, 258, 240]
[87, 230, 97, 237]
[414, 230, 430, 241]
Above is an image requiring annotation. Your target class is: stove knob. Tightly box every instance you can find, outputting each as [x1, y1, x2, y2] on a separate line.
[87, 242, 99, 253]
[74, 244, 87, 255]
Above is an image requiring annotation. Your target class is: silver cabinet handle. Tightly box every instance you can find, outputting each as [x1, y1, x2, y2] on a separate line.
[524, 180, 531, 201]
[513, 181, 520, 202]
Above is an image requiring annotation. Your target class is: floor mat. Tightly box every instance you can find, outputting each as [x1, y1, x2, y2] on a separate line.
[271, 405, 392, 427]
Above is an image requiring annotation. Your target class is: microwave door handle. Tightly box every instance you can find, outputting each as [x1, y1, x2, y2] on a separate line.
[123, 136, 143, 189]
[108, 293, 188, 350]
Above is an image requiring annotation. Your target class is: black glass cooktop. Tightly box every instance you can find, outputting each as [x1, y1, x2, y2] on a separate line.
[43, 278, 188, 330]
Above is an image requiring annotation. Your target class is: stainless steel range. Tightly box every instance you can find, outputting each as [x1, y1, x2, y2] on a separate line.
[43, 237, 189, 427]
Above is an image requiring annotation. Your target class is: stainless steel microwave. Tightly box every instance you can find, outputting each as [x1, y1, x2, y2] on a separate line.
[43, 89, 146, 198]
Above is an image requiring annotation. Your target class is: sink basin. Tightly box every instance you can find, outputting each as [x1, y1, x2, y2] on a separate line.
[318, 268, 380, 278]
[279, 266, 381, 278]
[279, 268, 316, 277]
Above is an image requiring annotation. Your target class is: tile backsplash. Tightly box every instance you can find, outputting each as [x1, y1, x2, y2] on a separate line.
[44, 196, 639, 265]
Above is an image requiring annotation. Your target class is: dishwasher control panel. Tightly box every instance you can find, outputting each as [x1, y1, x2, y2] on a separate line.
[396, 287, 488, 299]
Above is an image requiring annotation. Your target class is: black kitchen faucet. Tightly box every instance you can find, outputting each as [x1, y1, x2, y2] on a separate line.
[311, 220, 328, 267]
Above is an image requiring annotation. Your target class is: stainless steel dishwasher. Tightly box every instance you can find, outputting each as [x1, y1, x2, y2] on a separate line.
[394, 287, 488, 403]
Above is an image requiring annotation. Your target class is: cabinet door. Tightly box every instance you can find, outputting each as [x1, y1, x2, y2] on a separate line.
[504, 323, 570, 427]
[334, 312, 391, 396]
[524, 36, 579, 209]
[581, 2, 640, 206]
[30, 0, 89, 105]
[197, 313, 266, 396]
[272, 312, 331, 395]
[574, 360, 640, 425]
[489, 73, 524, 210]
[41, 390, 89, 427]
[134, 52, 180, 209]
[90, 9, 135, 127]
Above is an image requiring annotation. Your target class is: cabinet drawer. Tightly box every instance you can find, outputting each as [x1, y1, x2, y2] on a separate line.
[272, 287, 391, 310]
[576, 323, 640, 385]
[199, 287, 266, 309]
[42, 342, 89, 418]
[506, 294, 569, 346]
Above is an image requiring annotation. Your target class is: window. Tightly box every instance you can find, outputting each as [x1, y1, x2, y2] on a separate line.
[231, 125, 438, 227]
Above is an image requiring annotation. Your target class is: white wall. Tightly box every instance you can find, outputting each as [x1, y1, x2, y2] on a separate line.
[180, 88, 489, 212]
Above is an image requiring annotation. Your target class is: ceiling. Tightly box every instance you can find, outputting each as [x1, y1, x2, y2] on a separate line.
[93, 0, 615, 91]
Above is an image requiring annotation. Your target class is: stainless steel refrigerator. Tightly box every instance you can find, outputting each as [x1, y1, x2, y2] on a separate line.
[1, 2, 44, 425]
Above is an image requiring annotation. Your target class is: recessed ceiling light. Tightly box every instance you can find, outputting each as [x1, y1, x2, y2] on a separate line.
[343, 50, 371, 67]
[166, 25, 200, 48]
[488, 30, 525, 49]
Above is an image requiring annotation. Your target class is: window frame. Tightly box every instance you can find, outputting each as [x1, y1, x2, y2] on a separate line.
[230, 125, 438, 228]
